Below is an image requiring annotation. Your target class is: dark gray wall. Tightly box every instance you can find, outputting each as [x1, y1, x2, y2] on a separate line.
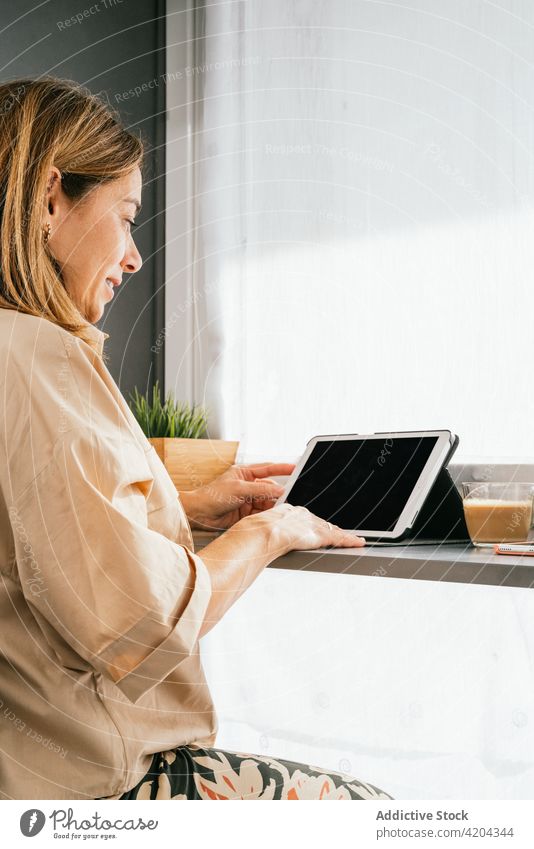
[0, 0, 166, 399]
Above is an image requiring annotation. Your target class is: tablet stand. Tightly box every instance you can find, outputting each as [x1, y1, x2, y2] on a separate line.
[373, 465, 471, 546]
[407, 465, 470, 542]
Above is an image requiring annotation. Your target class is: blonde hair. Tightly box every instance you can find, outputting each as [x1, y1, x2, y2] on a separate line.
[0, 77, 143, 352]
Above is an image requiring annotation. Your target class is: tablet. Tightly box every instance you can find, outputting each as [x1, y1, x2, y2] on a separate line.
[277, 430, 456, 541]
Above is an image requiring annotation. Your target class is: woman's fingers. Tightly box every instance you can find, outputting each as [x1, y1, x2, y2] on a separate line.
[320, 518, 365, 547]
[232, 479, 285, 501]
[281, 504, 365, 549]
[336, 528, 366, 547]
[236, 462, 296, 480]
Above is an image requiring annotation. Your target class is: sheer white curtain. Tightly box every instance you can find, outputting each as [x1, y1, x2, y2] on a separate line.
[188, 0, 534, 464]
[166, 0, 534, 799]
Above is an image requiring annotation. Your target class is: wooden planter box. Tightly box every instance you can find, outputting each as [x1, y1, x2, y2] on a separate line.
[150, 437, 239, 491]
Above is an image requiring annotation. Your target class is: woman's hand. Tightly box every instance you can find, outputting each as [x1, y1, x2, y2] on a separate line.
[257, 502, 366, 552]
[197, 501, 365, 637]
[179, 462, 296, 530]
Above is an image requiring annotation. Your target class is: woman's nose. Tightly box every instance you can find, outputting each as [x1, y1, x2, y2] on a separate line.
[122, 236, 143, 274]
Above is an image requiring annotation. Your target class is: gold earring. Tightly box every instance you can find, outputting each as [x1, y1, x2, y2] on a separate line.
[43, 223, 51, 243]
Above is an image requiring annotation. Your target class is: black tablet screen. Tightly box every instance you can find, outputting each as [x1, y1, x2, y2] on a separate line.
[285, 436, 439, 531]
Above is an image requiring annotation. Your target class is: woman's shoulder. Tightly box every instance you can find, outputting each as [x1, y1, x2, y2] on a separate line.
[0, 308, 106, 361]
[0, 308, 147, 482]
[0, 306, 61, 344]
[0, 307, 123, 432]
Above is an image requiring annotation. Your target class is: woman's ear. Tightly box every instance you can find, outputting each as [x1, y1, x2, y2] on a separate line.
[44, 166, 64, 223]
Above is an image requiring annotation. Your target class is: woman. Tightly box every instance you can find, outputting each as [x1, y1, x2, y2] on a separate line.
[0, 78, 390, 801]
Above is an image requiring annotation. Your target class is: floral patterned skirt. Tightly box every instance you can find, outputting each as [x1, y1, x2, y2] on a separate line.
[117, 746, 393, 800]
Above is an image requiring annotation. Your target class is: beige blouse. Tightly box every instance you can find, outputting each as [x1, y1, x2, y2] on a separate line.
[0, 309, 217, 800]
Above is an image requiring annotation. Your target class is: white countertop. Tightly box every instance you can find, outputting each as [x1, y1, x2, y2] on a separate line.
[193, 532, 534, 589]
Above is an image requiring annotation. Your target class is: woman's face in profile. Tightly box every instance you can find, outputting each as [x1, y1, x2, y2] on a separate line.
[47, 167, 143, 323]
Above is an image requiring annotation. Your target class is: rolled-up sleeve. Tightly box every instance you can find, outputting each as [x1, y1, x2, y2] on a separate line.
[12, 427, 211, 704]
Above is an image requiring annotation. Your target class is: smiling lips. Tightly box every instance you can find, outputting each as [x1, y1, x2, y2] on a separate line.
[104, 277, 121, 297]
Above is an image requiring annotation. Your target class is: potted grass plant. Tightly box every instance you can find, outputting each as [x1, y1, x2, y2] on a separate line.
[129, 381, 239, 491]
